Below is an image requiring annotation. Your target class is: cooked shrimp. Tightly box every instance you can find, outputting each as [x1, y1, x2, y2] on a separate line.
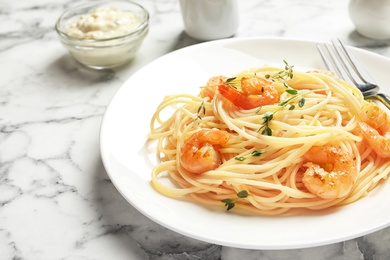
[180, 129, 229, 174]
[201, 76, 227, 100]
[302, 146, 358, 199]
[358, 102, 390, 157]
[218, 75, 279, 109]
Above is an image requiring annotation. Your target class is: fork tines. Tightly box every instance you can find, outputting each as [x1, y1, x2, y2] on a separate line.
[317, 39, 379, 95]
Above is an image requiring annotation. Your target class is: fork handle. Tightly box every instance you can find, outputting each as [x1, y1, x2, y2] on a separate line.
[365, 93, 390, 110]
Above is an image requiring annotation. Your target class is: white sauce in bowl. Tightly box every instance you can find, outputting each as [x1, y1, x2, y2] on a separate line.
[66, 7, 142, 39]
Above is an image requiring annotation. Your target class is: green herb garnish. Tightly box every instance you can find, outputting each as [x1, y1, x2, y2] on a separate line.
[221, 190, 250, 211]
[194, 101, 206, 121]
[278, 89, 306, 110]
[257, 111, 274, 136]
[257, 88, 307, 135]
[235, 149, 266, 161]
[265, 60, 294, 82]
[224, 76, 240, 88]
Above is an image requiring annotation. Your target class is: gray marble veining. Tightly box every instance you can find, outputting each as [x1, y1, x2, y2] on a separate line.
[1, 0, 390, 259]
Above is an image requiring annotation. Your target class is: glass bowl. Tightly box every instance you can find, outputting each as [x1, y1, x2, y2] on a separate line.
[55, 0, 149, 69]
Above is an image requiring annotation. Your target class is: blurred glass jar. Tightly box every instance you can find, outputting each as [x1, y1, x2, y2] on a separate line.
[179, 0, 239, 41]
[349, 0, 390, 40]
[55, 0, 149, 69]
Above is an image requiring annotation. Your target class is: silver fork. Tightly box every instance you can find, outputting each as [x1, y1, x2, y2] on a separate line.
[317, 38, 390, 110]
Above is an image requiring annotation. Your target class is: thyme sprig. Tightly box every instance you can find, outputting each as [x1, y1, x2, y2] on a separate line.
[257, 89, 306, 135]
[258, 111, 274, 136]
[235, 149, 266, 161]
[265, 60, 294, 81]
[224, 77, 240, 88]
[221, 190, 250, 211]
[280, 89, 306, 109]
[194, 101, 206, 121]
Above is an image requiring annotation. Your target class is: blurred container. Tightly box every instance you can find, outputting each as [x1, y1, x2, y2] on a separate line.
[179, 0, 239, 41]
[349, 0, 390, 40]
[55, 0, 149, 69]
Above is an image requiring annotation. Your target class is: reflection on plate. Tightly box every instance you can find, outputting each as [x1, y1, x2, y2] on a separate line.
[100, 37, 390, 249]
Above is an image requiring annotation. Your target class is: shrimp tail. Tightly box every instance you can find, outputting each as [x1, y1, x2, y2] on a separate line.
[217, 75, 279, 110]
[218, 84, 268, 110]
[302, 146, 357, 199]
[359, 102, 390, 158]
[359, 122, 390, 157]
[218, 84, 241, 104]
[180, 129, 229, 174]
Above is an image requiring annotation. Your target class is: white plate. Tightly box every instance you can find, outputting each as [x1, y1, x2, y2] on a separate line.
[100, 37, 390, 250]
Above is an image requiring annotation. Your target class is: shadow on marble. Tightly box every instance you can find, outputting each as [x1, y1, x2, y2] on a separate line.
[169, 31, 201, 52]
[347, 30, 390, 49]
[170, 31, 242, 54]
[168, 31, 214, 52]
[48, 54, 117, 84]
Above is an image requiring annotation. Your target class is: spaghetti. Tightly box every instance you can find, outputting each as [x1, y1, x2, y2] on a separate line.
[148, 63, 390, 215]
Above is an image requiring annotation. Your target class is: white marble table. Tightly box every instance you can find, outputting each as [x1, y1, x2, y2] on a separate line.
[2, 0, 390, 259]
